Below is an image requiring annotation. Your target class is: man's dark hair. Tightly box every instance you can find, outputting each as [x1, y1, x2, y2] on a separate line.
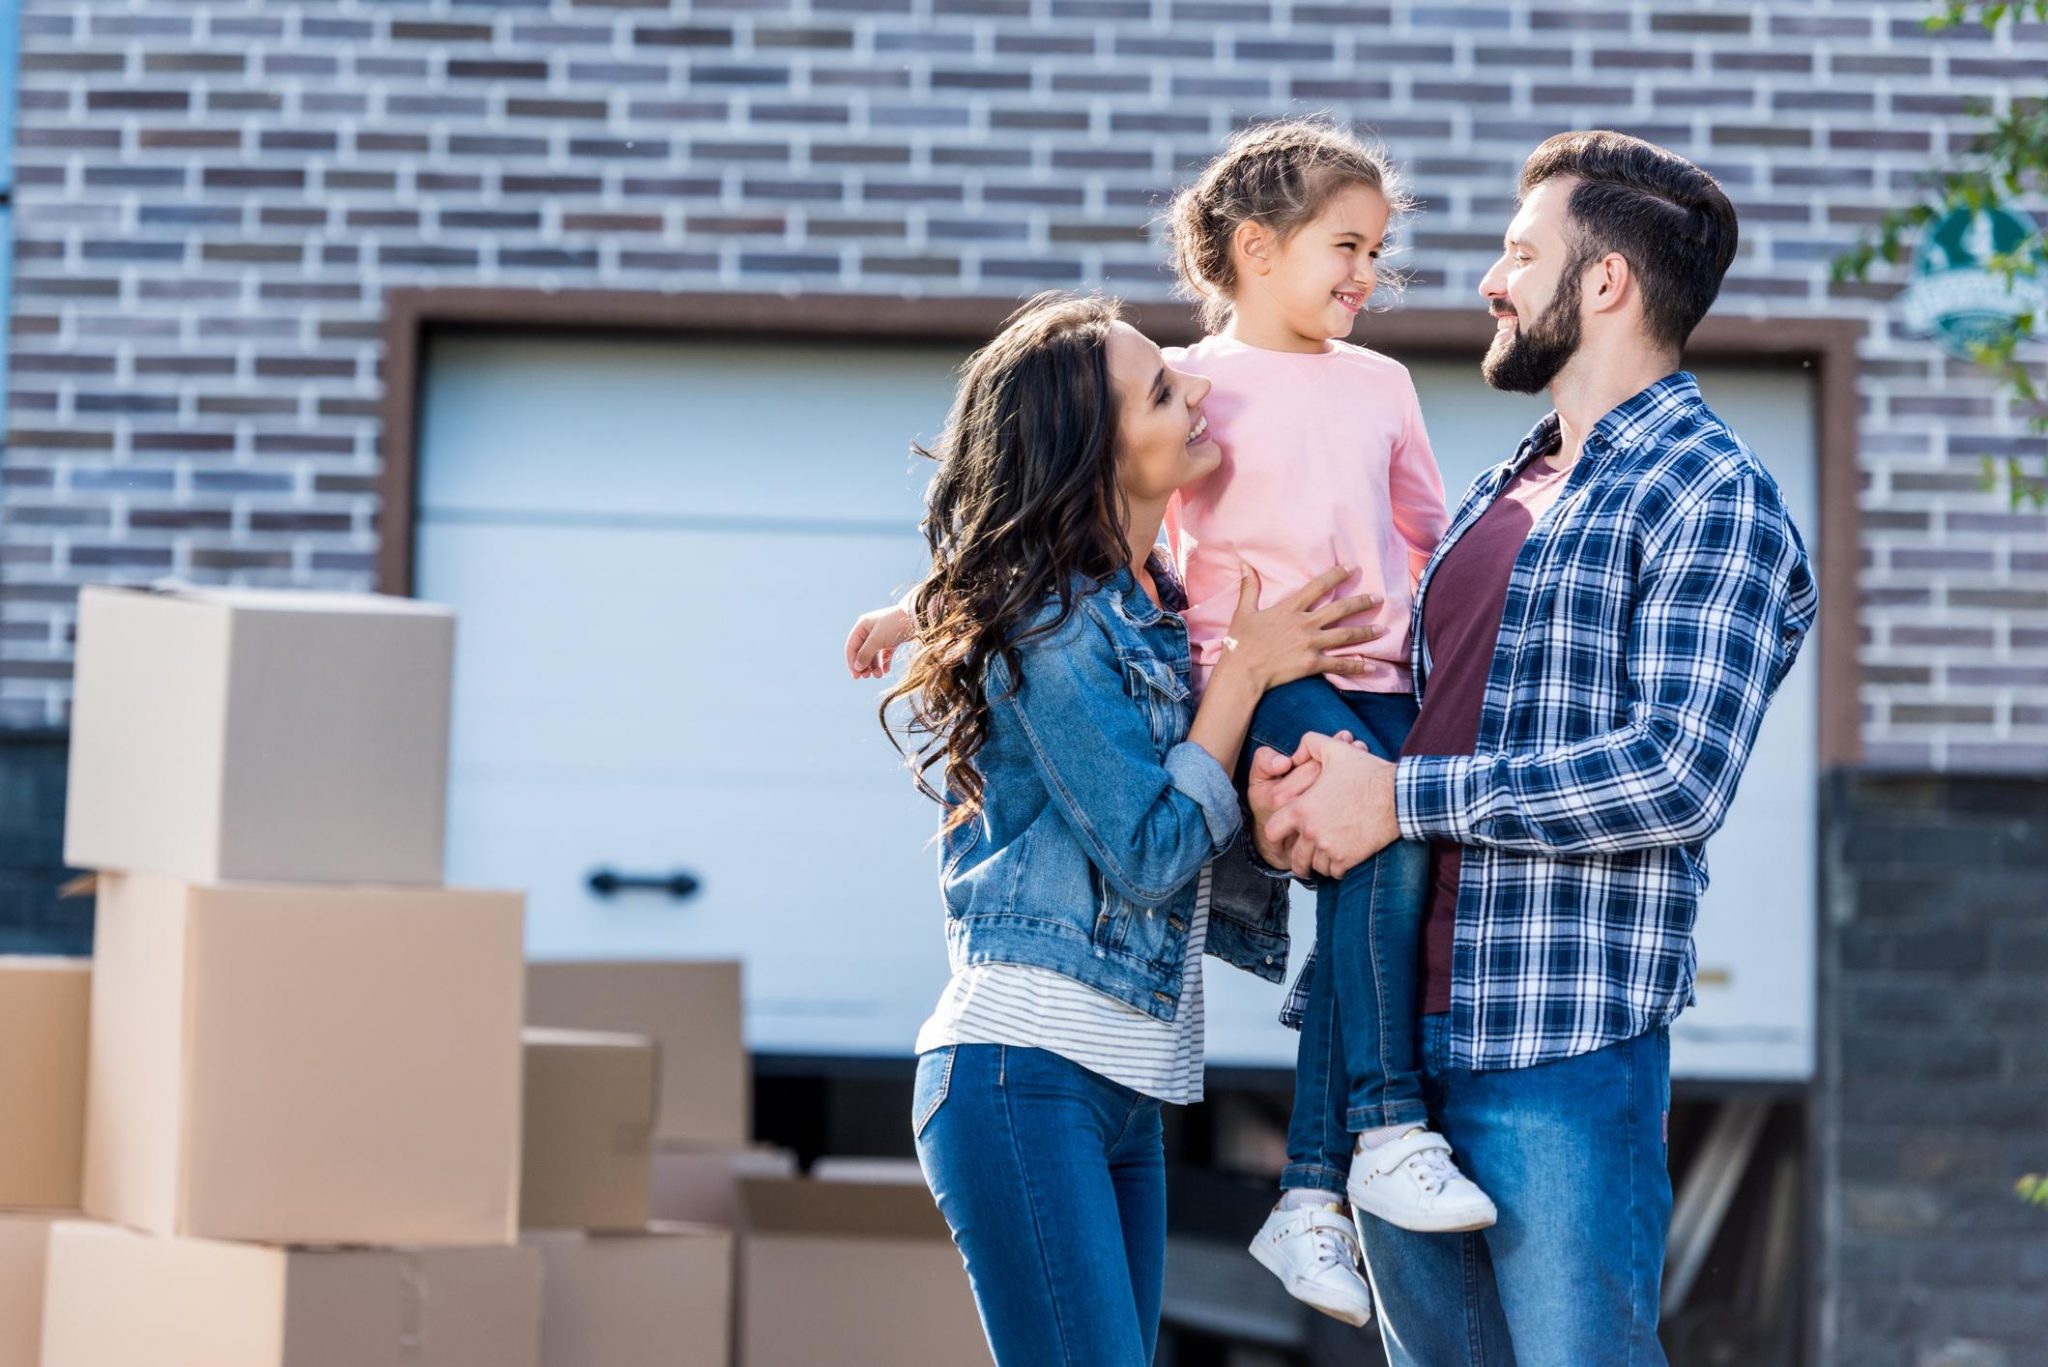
[1519, 131, 1739, 352]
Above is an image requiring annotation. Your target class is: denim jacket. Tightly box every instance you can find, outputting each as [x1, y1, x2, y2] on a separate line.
[938, 560, 1293, 1022]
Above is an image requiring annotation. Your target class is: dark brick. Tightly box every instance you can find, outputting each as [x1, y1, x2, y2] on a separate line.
[1713, 125, 1813, 149]
[1593, 48, 1693, 69]
[931, 69, 1033, 91]
[391, 21, 494, 42]
[1651, 11, 1749, 34]
[506, 98, 608, 121]
[86, 89, 189, 112]
[448, 59, 549, 80]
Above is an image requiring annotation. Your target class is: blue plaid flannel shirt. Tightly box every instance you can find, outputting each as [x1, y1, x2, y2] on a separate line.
[1276, 372, 1817, 1072]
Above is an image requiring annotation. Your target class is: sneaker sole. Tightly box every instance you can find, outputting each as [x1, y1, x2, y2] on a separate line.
[1347, 1185, 1499, 1235]
[1246, 1232, 1375, 1328]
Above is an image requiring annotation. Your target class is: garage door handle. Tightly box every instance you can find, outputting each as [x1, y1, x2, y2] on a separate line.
[586, 869, 702, 900]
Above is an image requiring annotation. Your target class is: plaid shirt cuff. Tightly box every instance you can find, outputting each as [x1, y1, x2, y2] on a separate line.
[1396, 753, 1480, 844]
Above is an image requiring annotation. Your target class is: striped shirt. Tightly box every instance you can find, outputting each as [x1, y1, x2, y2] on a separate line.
[915, 866, 1212, 1104]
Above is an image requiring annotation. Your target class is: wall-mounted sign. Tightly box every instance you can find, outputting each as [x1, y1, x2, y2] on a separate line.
[1901, 203, 2048, 360]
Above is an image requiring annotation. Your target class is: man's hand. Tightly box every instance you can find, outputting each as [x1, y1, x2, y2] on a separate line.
[1263, 733, 1401, 880]
[1246, 746, 1319, 869]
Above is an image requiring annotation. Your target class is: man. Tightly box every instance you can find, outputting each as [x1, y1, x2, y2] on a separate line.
[1247, 131, 1819, 1364]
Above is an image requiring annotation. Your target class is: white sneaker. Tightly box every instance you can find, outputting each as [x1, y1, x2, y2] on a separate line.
[1247, 1203, 1375, 1327]
[1347, 1129, 1498, 1234]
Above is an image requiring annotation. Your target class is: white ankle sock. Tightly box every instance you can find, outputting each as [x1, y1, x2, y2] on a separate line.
[1355, 1123, 1420, 1153]
[1279, 1187, 1344, 1212]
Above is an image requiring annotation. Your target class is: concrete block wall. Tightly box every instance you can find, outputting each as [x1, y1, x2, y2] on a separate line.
[1818, 773, 2048, 1366]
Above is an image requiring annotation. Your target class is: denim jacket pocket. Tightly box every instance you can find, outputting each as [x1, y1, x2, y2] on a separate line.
[1116, 652, 1191, 754]
[912, 1044, 956, 1140]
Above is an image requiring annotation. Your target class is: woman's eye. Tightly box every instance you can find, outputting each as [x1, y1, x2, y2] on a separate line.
[1157, 386, 1172, 407]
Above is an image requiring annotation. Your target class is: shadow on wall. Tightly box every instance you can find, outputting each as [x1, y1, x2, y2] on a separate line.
[0, 732, 88, 955]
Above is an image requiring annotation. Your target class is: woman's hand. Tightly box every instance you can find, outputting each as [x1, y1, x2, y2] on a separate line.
[1215, 565, 1383, 692]
[845, 603, 914, 679]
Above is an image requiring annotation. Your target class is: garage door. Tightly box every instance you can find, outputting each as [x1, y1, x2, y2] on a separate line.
[414, 329, 1817, 1079]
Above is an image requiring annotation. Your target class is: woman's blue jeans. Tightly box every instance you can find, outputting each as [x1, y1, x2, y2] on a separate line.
[1244, 678, 1430, 1193]
[912, 1043, 1167, 1367]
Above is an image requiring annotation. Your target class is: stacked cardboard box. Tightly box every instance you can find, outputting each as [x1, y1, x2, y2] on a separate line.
[46, 586, 540, 1366]
[517, 1024, 732, 1366]
[0, 957, 89, 1367]
[734, 1175, 990, 1366]
[524, 960, 796, 1234]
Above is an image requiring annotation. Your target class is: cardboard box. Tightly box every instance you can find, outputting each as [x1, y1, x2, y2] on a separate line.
[65, 584, 454, 886]
[649, 1146, 797, 1230]
[84, 873, 524, 1246]
[523, 1225, 732, 1367]
[0, 1212, 59, 1367]
[736, 1178, 988, 1367]
[526, 961, 746, 1147]
[0, 957, 88, 1209]
[521, 1029, 657, 1231]
[41, 1220, 542, 1367]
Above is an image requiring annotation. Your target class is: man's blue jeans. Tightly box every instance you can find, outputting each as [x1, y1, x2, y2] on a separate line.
[1244, 678, 1430, 1192]
[1358, 1015, 1674, 1366]
[912, 1043, 1166, 1367]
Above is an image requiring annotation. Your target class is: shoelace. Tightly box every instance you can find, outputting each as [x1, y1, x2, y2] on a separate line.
[1405, 1146, 1462, 1197]
[1308, 1212, 1359, 1269]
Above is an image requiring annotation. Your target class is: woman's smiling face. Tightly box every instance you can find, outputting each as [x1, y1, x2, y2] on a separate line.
[1105, 322, 1220, 503]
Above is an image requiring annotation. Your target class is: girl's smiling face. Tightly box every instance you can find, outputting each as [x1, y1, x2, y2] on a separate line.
[1239, 183, 1391, 349]
[1106, 322, 1220, 503]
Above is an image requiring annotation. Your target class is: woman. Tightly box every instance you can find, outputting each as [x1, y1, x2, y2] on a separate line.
[847, 293, 1381, 1365]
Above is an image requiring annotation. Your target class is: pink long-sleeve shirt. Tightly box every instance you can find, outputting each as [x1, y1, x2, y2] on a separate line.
[1163, 334, 1450, 696]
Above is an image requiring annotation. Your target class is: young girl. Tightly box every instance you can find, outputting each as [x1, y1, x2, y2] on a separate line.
[853, 119, 1497, 1329]
[860, 293, 1380, 1365]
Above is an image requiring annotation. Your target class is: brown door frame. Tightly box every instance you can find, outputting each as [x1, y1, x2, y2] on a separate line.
[377, 287, 1864, 767]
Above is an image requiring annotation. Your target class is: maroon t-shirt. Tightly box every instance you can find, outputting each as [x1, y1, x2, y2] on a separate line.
[1402, 453, 1573, 1014]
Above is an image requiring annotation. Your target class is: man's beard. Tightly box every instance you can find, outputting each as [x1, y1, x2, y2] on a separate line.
[1482, 266, 1583, 394]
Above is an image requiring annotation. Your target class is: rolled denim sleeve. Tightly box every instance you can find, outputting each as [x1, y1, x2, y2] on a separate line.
[990, 615, 1236, 908]
[1164, 741, 1242, 851]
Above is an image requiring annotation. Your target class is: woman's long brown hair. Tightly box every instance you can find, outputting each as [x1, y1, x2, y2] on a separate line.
[882, 293, 1131, 833]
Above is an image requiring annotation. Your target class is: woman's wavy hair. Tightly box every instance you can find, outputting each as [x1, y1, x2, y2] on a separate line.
[882, 292, 1132, 832]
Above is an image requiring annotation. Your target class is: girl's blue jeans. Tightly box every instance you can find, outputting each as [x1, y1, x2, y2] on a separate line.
[1244, 678, 1431, 1193]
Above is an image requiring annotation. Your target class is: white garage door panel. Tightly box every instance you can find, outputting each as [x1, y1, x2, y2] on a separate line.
[418, 333, 1819, 1080]
[418, 512, 949, 1055]
[419, 333, 951, 523]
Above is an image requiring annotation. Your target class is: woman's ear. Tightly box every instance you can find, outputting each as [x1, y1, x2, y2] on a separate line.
[1231, 219, 1274, 278]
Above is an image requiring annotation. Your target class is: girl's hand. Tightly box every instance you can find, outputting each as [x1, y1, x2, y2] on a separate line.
[845, 603, 914, 679]
[1217, 565, 1383, 692]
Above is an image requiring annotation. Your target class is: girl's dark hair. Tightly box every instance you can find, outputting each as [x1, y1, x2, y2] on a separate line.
[882, 292, 1130, 832]
[1164, 116, 1416, 332]
[1518, 130, 1740, 351]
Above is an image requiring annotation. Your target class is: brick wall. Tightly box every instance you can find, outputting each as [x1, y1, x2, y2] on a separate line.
[1818, 773, 2048, 1367]
[0, 0, 2045, 759]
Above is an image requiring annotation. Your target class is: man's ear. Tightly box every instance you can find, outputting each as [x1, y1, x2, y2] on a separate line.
[1587, 251, 1634, 317]
[1231, 219, 1275, 278]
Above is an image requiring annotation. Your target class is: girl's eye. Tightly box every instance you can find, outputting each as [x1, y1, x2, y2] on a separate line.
[1156, 386, 1172, 407]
